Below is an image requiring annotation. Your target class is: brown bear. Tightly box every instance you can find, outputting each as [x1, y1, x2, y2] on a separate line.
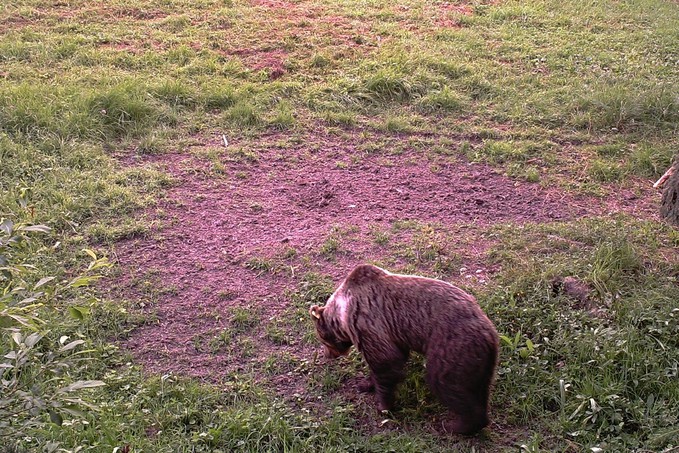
[310, 264, 499, 434]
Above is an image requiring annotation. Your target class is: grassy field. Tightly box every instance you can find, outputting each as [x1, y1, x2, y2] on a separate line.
[1, 0, 679, 451]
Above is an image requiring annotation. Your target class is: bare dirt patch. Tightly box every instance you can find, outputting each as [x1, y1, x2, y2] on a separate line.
[111, 130, 657, 385]
[0, 15, 34, 32]
[435, 2, 473, 28]
[234, 48, 289, 78]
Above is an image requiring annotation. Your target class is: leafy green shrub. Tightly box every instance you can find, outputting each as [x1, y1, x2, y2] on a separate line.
[1, 219, 107, 444]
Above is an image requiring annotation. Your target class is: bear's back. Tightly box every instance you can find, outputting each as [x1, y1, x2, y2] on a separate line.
[343, 265, 490, 354]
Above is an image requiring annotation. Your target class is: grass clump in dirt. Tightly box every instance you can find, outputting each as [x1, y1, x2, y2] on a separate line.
[223, 101, 262, 128]
[229, 305, 261, 333]
[393, 224, 462, 278]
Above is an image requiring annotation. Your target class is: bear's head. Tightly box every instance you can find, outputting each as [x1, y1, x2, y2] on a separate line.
[310, 305, 352, 359]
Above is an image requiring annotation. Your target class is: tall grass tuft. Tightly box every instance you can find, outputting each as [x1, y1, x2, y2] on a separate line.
[224, 100, 261, 127]
[151, 79, 197, 107]
[573, 82, 679, 131]
[417, 86, 466, 113]
[0, 81, 177, 142]
[201, 83, 239, 110]
[269, 102, 296, 130]
[589, 239, 644, 297]
[88, 81, 170, 138]
[362, 67, 415, 101]
[0, 84, 95, 140]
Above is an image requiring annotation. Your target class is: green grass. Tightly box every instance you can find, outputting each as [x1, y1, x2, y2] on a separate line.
[482, 217, 679, 449]
[1, 0, 678, 451]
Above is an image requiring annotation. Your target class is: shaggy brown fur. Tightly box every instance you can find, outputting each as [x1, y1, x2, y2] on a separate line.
[310, 264, 499, 434]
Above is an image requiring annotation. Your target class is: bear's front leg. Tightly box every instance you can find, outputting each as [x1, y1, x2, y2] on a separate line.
[374, 376, 398, 412]
[357, 374, 375, 393]
[362, 343, 409, 412]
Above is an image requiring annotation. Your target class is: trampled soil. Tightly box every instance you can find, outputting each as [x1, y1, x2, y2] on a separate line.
[111, 130, 659, 385]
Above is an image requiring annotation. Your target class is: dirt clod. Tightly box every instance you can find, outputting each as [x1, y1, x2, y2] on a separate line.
[552, 276, 592, 308]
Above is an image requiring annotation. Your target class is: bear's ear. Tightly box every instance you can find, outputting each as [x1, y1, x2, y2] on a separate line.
[310, 305, 325, 320]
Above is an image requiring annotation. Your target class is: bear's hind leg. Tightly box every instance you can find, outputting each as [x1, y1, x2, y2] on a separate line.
[425, 350, 492, 434]
[442, 402, 489, 435]
[428, 376, 490, 434]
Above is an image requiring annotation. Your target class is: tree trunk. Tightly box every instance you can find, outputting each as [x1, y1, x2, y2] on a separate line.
[659, 159, 679, 227]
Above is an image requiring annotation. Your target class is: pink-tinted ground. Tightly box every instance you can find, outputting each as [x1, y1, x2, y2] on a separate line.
[112, 129, 659, 386]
